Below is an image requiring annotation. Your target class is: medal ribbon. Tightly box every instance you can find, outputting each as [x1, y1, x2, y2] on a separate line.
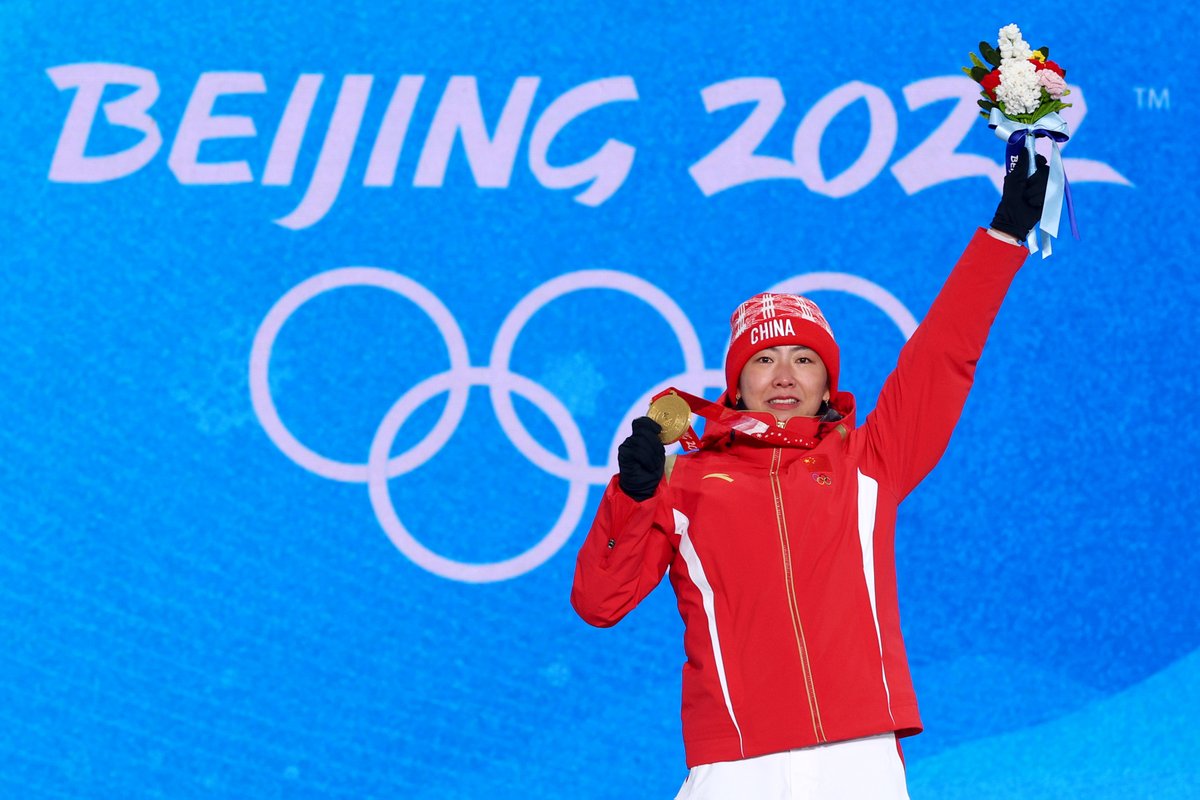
[650, 388, 821, 451]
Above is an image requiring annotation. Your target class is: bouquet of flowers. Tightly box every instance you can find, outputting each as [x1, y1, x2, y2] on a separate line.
[963, 23, 1077, 257]
[964, 24, 1072, 124]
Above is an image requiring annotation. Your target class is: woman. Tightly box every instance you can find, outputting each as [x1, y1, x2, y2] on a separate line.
[571, 151, 1050, 799]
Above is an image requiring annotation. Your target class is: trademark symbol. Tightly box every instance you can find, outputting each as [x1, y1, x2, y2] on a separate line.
[1133, 87, 1170, 110]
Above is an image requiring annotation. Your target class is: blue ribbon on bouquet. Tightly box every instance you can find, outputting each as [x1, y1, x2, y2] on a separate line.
[988, 108, 1080, 258]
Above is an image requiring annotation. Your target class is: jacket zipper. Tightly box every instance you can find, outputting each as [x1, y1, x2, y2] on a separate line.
[770, 446, 826, 743]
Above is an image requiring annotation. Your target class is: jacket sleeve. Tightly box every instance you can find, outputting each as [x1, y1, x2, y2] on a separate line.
[570, 476, 677, 627]
[864, 228, 1028, 500]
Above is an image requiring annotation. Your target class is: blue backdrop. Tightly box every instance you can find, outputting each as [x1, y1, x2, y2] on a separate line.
[4, 2, 1198, 798]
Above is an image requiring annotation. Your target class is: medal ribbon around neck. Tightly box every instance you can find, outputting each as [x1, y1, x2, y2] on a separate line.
[647, 388, 822, 451]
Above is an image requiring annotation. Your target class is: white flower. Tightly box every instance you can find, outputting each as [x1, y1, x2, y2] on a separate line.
[1000, 41, 1032, 60]
[999, 23, 1023, 43]
[998, 23, 1032, 61]
[996, 57, 1042, 115]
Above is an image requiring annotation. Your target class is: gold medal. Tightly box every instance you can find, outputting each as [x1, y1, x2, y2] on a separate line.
[647, 391, 691, 444]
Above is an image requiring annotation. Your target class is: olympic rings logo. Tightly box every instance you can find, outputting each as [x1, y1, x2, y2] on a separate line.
[249, 267, 918, 583]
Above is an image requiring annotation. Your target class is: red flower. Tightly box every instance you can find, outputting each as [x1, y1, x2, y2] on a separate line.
[1030, 58, 1065, 77]
[980, 68, 1001, 100]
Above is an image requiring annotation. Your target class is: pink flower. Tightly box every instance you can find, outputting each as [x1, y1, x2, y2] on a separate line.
[1038, 69, 1068, 99]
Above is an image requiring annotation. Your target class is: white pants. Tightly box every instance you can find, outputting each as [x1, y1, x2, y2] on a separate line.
[674, 733, 910, 800]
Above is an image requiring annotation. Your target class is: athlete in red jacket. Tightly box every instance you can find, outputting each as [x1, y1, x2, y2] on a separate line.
[571, 153, 1052, 798]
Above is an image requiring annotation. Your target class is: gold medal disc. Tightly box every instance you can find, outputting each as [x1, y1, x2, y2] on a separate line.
[647, 392, 691, 444]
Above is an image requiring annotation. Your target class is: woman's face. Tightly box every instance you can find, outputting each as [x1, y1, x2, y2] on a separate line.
[737, 345, 830, 422]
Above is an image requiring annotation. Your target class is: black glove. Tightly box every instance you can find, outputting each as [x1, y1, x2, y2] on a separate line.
[617, 417, 665, 501]
[990, 149, 1050, 241]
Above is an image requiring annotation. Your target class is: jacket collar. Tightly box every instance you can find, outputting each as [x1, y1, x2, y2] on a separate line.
[698, 392, 857, 455]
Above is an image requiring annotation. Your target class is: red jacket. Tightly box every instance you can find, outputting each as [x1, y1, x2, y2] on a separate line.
[571, 230, 1028, 767]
